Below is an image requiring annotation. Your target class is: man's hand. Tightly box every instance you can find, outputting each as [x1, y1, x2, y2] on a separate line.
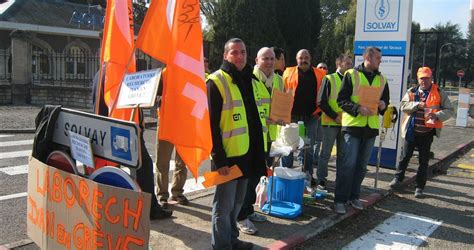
[335, 114, 342, 124]
[358, 106, 373, 116]
[217, 166, 230, 176]
[418, 102, 426, 109]
[378, 100, 386, 111]
[426, 112, 437, 120]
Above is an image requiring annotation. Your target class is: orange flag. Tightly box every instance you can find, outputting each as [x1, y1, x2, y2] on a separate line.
[136, 0, 212, 178]
[100, 0, 138, 122]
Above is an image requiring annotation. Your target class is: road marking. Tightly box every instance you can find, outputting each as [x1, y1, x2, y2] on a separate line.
[0, 150, 31, 159]
[0, 139, 33, 147]
[0, 192, 27, 201]
[0, 135, 14, 138]
[457, 164, 474, 171]
[0, 165, 28, 175]
[344, 212, 442, 249]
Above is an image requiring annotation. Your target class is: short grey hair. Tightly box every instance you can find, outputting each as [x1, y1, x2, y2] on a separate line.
[224, 38, 245, 54]
[363, 46, 381, 57]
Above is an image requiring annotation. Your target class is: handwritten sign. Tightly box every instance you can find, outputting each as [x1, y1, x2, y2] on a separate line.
[69, 132, 94, 168]
[117, 69, 161, 108]
[27, 157, 151, 250]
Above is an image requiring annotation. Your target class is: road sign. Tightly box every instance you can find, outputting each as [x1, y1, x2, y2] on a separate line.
[457, 70, 465, 78]
[52, 108, 142, 168]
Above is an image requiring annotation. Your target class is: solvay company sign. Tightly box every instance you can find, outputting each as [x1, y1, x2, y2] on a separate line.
[364, 0, 400, 32]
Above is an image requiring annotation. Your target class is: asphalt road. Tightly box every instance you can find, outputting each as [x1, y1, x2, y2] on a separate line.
[0, 129, 211, 247]
[296, 148, 474, 249]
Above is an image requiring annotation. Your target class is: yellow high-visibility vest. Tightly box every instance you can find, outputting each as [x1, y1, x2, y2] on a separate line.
[321, 73, 343, 126]
[341, 69, 386, 129]
[209, 70, 268, 156]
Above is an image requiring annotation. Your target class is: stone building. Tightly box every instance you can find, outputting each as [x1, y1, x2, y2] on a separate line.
[0, 0, 154, 109]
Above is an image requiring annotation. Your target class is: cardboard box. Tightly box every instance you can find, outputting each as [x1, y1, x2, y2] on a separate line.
[27, 157, 151, 250]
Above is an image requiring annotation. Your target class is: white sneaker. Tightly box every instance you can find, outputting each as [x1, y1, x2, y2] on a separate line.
[248, 212, 267, 222]
[237, 218, 257, 235]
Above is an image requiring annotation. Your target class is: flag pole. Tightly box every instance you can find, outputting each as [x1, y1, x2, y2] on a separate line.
[108, 44, 138, 121]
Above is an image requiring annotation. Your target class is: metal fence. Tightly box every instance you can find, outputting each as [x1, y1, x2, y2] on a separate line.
[32, 50, 154, 87]
[0, 49, 11, 80]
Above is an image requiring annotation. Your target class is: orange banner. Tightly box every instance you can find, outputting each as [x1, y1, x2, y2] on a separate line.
[136, 0, 212, 178]
[100, 0, 138, 123]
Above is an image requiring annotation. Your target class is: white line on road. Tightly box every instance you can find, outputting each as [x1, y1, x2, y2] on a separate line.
[344, 212, 442, 249]
[0, 135, 14, 138]
[0, 192, 27, 201]
[0, 139, 33, 147]
[0, 165, 28, 175]
[0, 150, 31, 159]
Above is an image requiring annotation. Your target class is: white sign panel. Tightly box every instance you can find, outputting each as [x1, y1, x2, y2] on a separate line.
[354, 0, 413, 168]
[117, 68, 161, 108]
[69, 131, 95, 168]
[456, 88, 471, 127]
[53, 108, 141, 168]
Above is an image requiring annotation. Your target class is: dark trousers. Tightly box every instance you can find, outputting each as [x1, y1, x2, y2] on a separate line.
[395, 134, 434, 189]
[136, 136, 162, 213]
[237, 174, 260, 221]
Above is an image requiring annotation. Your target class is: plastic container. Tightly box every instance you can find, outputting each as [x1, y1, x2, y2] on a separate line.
[297, 121, 305, 137]
[268, 176, 305, 205]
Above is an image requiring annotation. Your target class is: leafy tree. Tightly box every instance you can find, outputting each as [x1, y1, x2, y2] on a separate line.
[465, 19, 474, 86]
[411, 22, 466, 86]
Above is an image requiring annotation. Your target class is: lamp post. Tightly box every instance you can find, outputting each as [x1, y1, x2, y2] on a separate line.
[436, 42, 452, 84]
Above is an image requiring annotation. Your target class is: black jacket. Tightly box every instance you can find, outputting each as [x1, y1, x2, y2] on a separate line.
[337, 63, 390, 138]
[206, 61, 266, 177]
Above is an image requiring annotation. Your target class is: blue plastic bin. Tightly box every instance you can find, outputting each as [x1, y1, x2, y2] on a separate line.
[267, 176, 305, 205]
[262, 176, 305, 219]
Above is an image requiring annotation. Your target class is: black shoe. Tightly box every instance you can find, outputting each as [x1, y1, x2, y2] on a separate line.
[310, 178, 317, 187]
[150, 205, 173, 220]
[170, 195, 189, 205]
[159, 199, 169, 209]
[317, 181, 326, 190]
[232, 240, 254, 250]
[389, 178, 401, 189]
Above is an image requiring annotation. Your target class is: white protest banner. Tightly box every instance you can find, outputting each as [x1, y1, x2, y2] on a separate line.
[69, 131, 95, 168]
[117, 68, 162, 108]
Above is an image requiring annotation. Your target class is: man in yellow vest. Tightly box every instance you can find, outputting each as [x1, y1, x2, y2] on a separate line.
[282, 49, 326, 185]
[235, 47, 286, 235]
[389, 67, 453, 198]
[317, 54, 353, 190]
[335, 47, 390, 214]
[207, 38, 267, 249]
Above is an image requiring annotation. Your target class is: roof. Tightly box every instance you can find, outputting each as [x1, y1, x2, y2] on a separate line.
[0, 0, 105, 31]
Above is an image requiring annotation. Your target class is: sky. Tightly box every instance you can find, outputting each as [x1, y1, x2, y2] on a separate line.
[412, 0, 470, 36]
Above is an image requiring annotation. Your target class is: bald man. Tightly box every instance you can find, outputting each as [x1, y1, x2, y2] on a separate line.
[282, 49, 326, 185]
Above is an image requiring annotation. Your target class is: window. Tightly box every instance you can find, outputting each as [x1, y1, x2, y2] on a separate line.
[66, 46, 86, 78]
[31, 44, 51, 77]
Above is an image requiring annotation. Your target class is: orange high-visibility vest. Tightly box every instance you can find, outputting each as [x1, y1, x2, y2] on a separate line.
[408, 83, 443, 128]
[283, 66, 326, 116]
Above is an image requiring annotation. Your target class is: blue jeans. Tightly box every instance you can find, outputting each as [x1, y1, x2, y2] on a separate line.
[281, 116, 317, 175]
[211, 178, 248, 249]
[317, 126, 344, 184]
[313, 119, 322, 165]
[334, 133, 376, 203]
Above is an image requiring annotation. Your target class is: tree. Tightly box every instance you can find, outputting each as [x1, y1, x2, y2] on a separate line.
[411, 22, 466, 86]
[316, 0, 353, 71]
[465, 19, 474, 86]
[201, 0, 287, 68]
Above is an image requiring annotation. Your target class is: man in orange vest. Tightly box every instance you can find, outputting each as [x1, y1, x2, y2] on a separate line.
[390, 67, 453, 198]
[282, 49, 326, 184]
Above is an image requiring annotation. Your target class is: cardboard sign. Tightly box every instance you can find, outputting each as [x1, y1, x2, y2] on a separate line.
[27, 157, 151, 250]
[70, 132, 95, 168]
[269, 90, 293, 124]
[117, 69, 161, 108]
